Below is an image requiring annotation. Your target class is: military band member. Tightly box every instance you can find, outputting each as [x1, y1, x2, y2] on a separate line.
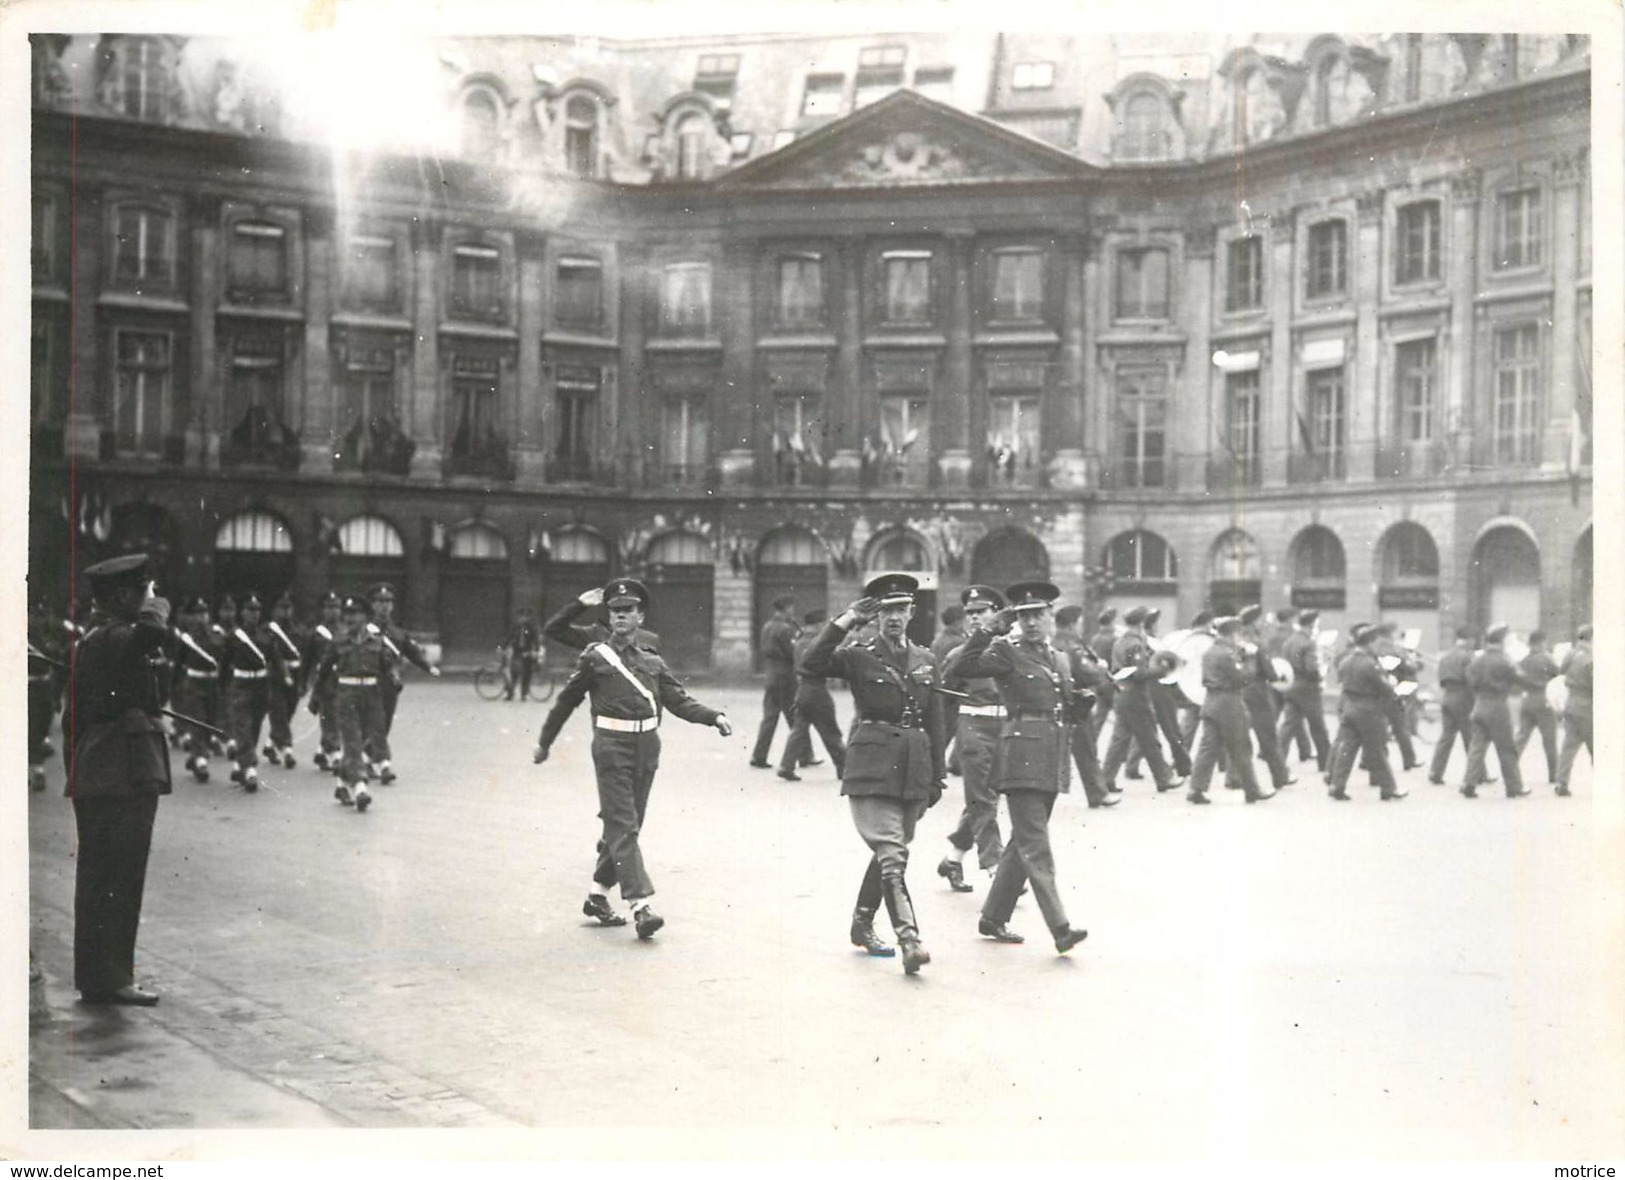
[313, 596, 397, 812]
[1139, 607, 1193, 779]
[1089, 608, 1120, 665]
[1554, 625, 1592, 797]
[1512, 630, 1561, 785]
[367, 583, 441, 784]
[1426, 628, 1477, 785]
[169, 596, 222, 783]
[1101, 607, 1180, 793]
[936, 585, 1010, 893]
[1176, 610, 1213, 750]
[1326, 624, 1404, 801]
[1185, 615, 1270, 804]
[777, 608, 847, 781]
[222, 593, 276, 792]
[802, 574, 945, 974]
[1372, 623, 1423, 772]
[1238, 604, 1295, 790]
[1275, 609, 1331, 775]
[1459, 623, 1534, 799]
[264, 591, 307, 769]
[948, 582, 1090, 954]
[1053, 604, 1115, 809]
[66, 553, 171, 1005]
[303, 592, 343, 771]
[534, 578, 733, 940]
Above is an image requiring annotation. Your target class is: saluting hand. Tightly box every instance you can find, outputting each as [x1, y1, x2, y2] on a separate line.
[578, 587, 605, 608]
[990, 607, 1018, 635]
[715, 714, 733, 737]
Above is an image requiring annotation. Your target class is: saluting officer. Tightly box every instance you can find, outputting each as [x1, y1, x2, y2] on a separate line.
[1512, 630, 1561, 785]
[1101, 607, 1180, 793]
[801, 573, 945, 974]
[66, 553, 171, 1005]
[1326, 624, 1404, 802]
[169, 596, 222, 783]
[777, 608, 848, 781]
[544, 585, 663, 652]
[1426, 628, 1477, 785]
[264, 590, 307, 770]
[1185, 614, 1270, 805]
[947, 582, 1090, 954]
[313, 596, 398, 813]
[534, 578, 733, 940]
[222, 593, 277, 792]
[1275, 609, 1332, 776]
[1554, 624, 1592, 797]
[935, 585, 1010, 893]
[303, 592, 344, 771]
[1460, 623, 1534, 799]
[367, 583, 441, 784]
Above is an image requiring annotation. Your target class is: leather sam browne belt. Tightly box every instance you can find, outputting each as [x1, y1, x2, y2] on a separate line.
[959, 704, 1006, 718]
[595, 715, 658, 733]
[337, 676, 378, 686]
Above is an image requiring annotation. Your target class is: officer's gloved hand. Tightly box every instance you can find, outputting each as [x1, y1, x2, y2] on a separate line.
[533, 745, 549, 765]
[989, 608, 1018, 636]
[714, 714, 733, 737]
[578, 587, 605, 608]
[139, 592, 171, 629]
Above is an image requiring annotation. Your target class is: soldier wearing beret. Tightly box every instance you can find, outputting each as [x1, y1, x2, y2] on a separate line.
[312, 596, 398, 812]
[1275, 609, 1332, 775]
[264, 590, 308, 770]
[1326, 624, 1403, 801]
[221, 593, 278, 792]
[66, 553, 171, 1005]
[535, 578, 733, 940]
[1185, 616, 1271, 805]
[367, 583, 441, 784]
[1101, 606, 1181, 793]
[1459, 623, 1535, 799]
[935, 585, 1011, 893]
[1426, 628, 1478, 785]
[777, 608, 847, 782]
[802, 574, 945, 973]
[946, 582, 1090, 954]
[303, 592, 344, 771]
[1554, 624, 1593, 796]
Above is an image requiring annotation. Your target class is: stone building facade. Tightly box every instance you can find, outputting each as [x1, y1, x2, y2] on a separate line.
[30, 32, 1593, 669]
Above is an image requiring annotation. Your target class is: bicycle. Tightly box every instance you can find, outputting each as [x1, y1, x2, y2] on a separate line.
[473, 647, 558, 702]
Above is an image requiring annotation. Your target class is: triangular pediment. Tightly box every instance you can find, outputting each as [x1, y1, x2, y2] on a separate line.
[718, 90, 1088, 190]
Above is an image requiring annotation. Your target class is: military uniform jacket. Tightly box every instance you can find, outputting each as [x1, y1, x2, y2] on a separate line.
[538, 637, 720, 751]
[929, 625, 966, 666]
[1436, 647, 1471, 689]
[792, 629, 837, 706]
[1467, 649, 1531, 700]
[1063, 637, 1115, 716]
[1518, 651, 1560, 708]
[760, 616, 799, 684]
[302, 622, 339, 693]
[802, 622, 944, 800]
[1280, 631, 1323, 704]
[1338, 649, 1398, 710]
[939, 634, 1004, 714]
[1560, 644, 1593, 718]
[67, 605, 173, 799]
[1089, 626, 1119, 665]
[369, 620, 433, 685]
[949, 629, 1075, 795]
[222, 622, 282, 687]
[314, 629, 398, 688]
[1109, 631, 1158, 693]
[173, 620, 221, 682]
[266, 619, 307, 692]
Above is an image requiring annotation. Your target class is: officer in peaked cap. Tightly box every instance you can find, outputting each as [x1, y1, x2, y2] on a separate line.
[67, 553, 171, 1005]
[264, 589, 307, 770]
[1460, 622, 1535, 799]
[535, 574, 732, 941]
[1326, 622, 1404, 801]
[936, 584, 1010, 893]
[170, 593, 223, 784]
[802, 571, 945, 973]
[778, 607, 847, 782]
[945, 578, 1089, 954]
[1276, 607, 1331, 774]
[1102, 604, 1181, 794]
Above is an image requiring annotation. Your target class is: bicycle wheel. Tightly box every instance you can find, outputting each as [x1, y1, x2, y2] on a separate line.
[474, 665, 507, 701]
[530, 671, 557, 703]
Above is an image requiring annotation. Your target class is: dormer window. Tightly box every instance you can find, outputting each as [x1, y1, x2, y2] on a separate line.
[675, 113, 708, 180]
[694, 53, 740, 108]
[112, 36, 175, 120]
[856, 45, 906, 107]
[459, 88, 502, 159]
[1236, 67, 1273, 145]
[564, 94, 600, 178]
[1118, 92, 1169, 161]
[1011, 62, 1054, 91]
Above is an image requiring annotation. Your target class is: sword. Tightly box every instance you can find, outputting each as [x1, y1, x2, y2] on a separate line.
[33, 645, 228, 739]
[928, 684, 971, 701]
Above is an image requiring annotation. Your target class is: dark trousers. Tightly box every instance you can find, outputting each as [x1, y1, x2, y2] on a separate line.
[1463, 698, 1523, 794]
[750, 676, 797, 764]
[380, 681, 401, 735]
[313, 687, 341, 756]
[227, 681, 269, 768]
[1427, 688, 1474, 781]
[1188, 695, 1260, 797]
[1383, 697, 1419, 768]
[1328, 703, 1397, 796]
[72, 795, 159, 996]
[981, 790, 1069, 935]
[336, 686, 387, 785]
[946, 720, 1004, 869]
[1244, 686, 1292, 787]
[780, 691, 846, 775]
[29, 680, 55, 762]
[1069, 712, 1108, 804]
[506, 654, 537, 700]
[1515, 701, 1559, 781]
[268, 680, 299, 750]
[1102, 690, 1173, 787]
[1277, 689, 1331, 772]
[592, 729, 661, 902]
[1557, 708, 1592, 786]
[1151, 684, 1192, 776]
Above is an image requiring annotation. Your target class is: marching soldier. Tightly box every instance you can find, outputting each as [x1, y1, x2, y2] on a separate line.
[1141, 608, 1193, 780]
[1185, 615, 1271, 805]
[222, 593, 277, 792]
[935, 585, 1010, 893]
[1238, 604, 1295, 791]
[264, 591, 307, 769]
[1554, 624, 1592, 797]
[930, 604, 968, 773]
[303, 592, 344, 772]
[1326, 623, 1405, 802]
[1089, 608, 1119, 665]
[1053, 604, 1115, 809]
[1512, 630, 1561, 785]
[1275, 609, 1331, 776]
[66, 553, 171, 1005]
[367, 583, 441, 783]
[534, 578, 733, 940]
[1372, 622, 1424, 772]
[801, 574, 945, 974]
[1459, 623, 1534, 800]
[777, 608, 848, 781]
[312, 596, 398, 813]
[170, 596, 222, 783]
[1176, 610, 1213, 750]
[749, 595, 801, 770]
[1102, 607, 1180, 793]
[1426, 628, 1477, 785]
[946, 582, 1091, 955]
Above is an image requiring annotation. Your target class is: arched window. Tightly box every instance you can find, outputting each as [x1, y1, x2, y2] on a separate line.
[758, 526, 823, 566]
[101, 35, 180, 123]
[564, 94, 600, 178]
[448, 523, 508, 560]
[868, 530, 931, 573]
[460, 88, 501, 159]
[337, 515, 403, 557]
[1292, 526, 1346, 582]
[972, 528, 1049, 586]
[675, 112, 708, 180]
[215, 510, 293, 552]
[553, 527, 610, 564]
[1236, 67, 1275, 145]
[1105, 529, 1177, 583]
[647, 530, 713, 565]
[1118, 92, 1168, 161]
[1381, 522, 1439, 582]
[1210, 528, 1261, 581]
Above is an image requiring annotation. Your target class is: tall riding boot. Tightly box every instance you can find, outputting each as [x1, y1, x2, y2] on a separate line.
[850, 857, 893, 955]
[881, 874, 930, 975]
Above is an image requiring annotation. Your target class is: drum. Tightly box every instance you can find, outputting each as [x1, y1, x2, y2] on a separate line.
[1269, 656, 1295, 691]
[1546, 676, 1570, 714]
[1172, 630, 1215, 707]
[1504, 633, 1530, 665]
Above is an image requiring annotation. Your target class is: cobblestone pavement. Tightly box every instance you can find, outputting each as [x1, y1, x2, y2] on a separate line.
[22, 679, 1620, 1157]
